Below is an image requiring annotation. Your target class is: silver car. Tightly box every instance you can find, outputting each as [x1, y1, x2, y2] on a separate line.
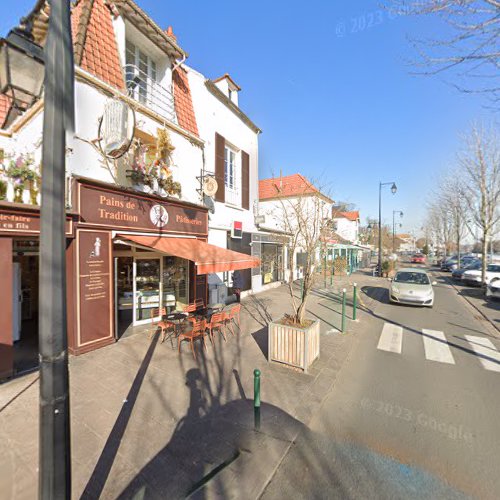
[389, 268, 436, 307]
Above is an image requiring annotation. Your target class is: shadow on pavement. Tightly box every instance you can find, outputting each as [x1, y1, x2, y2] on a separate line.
[361, 286, 389, 304]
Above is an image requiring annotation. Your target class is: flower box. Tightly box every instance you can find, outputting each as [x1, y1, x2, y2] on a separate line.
[268, 318, 320, 373]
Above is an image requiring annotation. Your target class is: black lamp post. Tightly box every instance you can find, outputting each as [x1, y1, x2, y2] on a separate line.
[392, 210, 403, 253]
[378, 182, 397, 275]
[0, 1, 74, 498]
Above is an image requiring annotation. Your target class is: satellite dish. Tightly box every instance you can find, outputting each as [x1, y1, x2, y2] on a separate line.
[203, 176, 218, 197]
[98, 98, 135, 159]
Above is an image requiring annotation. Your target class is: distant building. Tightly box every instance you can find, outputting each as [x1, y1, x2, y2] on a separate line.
[397, 234, 416, 253]
[332, 210, 360, 244]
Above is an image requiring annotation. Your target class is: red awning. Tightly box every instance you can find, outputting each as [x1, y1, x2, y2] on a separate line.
[117, 234, 260, 275]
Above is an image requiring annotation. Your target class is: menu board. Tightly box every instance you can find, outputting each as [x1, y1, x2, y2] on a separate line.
[78, 230, 113, 345]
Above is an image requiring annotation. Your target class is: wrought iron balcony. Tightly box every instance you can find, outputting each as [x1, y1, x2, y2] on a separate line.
[124, 63, 176, 123]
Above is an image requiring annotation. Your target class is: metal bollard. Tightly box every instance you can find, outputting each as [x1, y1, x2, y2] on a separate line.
[254, 369, 261, 430]
[353, 283, 357, 321]
[341, 288, 347, 333]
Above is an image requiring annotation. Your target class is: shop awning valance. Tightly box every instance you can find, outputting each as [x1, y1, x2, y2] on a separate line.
[117, 234, 260, 274]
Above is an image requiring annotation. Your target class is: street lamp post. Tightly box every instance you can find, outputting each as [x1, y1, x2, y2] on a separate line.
[0, 1, 74, 497]
[392, 210, 403, 253]
[378, 182, 397, 276]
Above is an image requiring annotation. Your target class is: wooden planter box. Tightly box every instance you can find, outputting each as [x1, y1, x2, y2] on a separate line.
[268, 319, 320, 373]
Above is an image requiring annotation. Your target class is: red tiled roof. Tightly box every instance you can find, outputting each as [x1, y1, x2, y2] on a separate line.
[0, 95, 12, 127]
[77, 0, 125, 90]
[338, 211, 359, 222]
[259, 174, 320, 200]
[173, 67, 199, 137]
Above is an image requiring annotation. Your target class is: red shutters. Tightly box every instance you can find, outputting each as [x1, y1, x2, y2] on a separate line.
[241, 150, 250, 210]
[214, 133, 225, 203]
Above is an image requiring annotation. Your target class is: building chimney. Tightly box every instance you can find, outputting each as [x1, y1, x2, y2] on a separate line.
[165, 26, 177, 42]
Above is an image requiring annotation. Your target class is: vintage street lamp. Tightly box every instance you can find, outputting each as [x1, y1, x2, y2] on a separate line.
[392, 210, 403, 253]
[378, 182, 397, 275]
[0, 28, 44, 125]
[0, 1, 74, 498]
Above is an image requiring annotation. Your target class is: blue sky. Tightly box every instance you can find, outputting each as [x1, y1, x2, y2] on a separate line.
[1, 1, 494, 235]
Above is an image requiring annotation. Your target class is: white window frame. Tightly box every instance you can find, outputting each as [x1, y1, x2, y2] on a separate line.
[126, 40, 158, 104]
[224, 145, 240, 206]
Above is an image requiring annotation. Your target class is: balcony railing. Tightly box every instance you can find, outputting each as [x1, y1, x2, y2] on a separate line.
[124, 64, 176, 123]
[225, 186, 241, 207]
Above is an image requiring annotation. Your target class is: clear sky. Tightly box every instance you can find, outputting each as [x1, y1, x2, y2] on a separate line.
[1, 0, 495, 235]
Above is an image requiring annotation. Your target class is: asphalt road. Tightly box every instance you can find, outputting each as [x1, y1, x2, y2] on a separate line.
[262, 266, 500, 500]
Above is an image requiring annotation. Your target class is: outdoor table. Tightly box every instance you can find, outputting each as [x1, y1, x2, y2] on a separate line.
[196, 303, 225, 321]
[164, 312, 188, 337]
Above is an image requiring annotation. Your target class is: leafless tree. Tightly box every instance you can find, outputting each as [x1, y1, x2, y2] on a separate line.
[459, 125, 500, 281]
[389, 1, 500, 104]
[263, 177, 333, 324]
[437, 173, 470, 262]
[426, 199, 454, 257]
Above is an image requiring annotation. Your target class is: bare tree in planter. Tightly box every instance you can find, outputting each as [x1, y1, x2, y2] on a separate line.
[459, 126, 500, 283]
[265, 178, 333, 325]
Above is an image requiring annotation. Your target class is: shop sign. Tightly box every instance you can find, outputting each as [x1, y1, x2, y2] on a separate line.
[231, 221, 243, 239]
[0, 209, 73, 235]
[78, 183, 208, 235]
[78, 230, 113, 346]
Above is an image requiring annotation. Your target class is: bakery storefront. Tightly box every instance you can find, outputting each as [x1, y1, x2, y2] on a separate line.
[0, 178, 258, 381]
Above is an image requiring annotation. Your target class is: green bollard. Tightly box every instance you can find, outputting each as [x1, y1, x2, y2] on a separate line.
[353, 283, 357, 321]
[254, 369, 261, 407]
[341, 288, 347, 333]
[254, 369, 261, 430]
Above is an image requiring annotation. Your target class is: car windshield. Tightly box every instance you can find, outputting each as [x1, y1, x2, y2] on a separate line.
[394, 272, 430, 285]
[487, 265, 500, 272]
[466, 262, 481, 270]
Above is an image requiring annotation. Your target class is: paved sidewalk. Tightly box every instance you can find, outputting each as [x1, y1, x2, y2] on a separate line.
[0, 275, 378, 500]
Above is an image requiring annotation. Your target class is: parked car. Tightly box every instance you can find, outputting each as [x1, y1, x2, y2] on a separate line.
[411, 254, 426, 264]
[451, 260, 482, 280]
[389, 268, 436, 307]
[441, 257, 458, 271]
[444, 256, 479, 272]
[486, 279, 500, 300]
[462, 264, 500, 286]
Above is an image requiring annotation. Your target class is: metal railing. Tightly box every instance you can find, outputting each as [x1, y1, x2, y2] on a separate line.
[123, 63, 176, 123]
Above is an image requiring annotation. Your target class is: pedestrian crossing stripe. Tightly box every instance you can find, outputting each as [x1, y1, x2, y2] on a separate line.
[464, 335, 500, 373]
[422, 330, 455, 365]
[376, 323, 500, 372]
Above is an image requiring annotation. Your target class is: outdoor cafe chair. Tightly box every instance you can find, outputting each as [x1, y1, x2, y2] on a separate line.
[225, 304, 241, 337]
[206, 312, 227, 344]
[178, 319, 207, 360]
[149, 307, 175, 343]
[183, 303, 199, 326]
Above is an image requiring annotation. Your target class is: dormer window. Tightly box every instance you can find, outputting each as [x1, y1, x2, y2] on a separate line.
[126, 41, 158, 105]
[213, 74, 241, 107]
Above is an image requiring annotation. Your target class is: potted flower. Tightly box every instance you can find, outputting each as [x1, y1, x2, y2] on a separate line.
[5, 154, 41, 204]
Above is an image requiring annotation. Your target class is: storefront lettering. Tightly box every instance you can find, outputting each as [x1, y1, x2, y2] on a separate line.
[176, 214, 202, 226]
[78, 183, 208, 235]
[0, 213, 33, 230]
[98, 194, 139, 222]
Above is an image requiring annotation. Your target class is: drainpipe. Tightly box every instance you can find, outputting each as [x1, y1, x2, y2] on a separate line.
[172, 55, 187, 74]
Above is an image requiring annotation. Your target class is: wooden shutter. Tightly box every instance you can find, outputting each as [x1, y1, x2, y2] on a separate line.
[241, 150, 250, 210]
[214, 133, 225, 203]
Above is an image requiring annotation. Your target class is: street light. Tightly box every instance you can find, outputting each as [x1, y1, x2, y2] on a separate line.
[392, 210, 403, 253]
[0, 28, 44, 125]
[0, 2, 74, 498]
[378, 182, 397, 275]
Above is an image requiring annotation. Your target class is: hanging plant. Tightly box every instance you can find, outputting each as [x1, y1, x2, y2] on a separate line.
[0, 179, 7, 200]
[126, 131, 181, 197]
[4, 154, 41, 204]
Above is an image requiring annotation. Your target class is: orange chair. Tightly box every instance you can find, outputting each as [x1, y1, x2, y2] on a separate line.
[183, 303, 198, 326]
[149, 307, 175, 343]
[206, 312, 227, 344]
[178, 319, 207, 360]
[194, 298, 205, 309]
[225, 304, 241, 336]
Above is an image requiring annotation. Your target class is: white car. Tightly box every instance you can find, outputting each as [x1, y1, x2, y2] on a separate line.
[462, 264, 500, 286]
[486, 279, 500, 300]
[389, 268, 436, 307]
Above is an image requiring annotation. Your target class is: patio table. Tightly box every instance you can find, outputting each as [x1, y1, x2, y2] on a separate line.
[164, 312, 188, 337]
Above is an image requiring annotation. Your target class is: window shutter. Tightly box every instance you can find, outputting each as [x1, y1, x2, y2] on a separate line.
[214, 133, 225, 203]
[241, 150, 250, 210]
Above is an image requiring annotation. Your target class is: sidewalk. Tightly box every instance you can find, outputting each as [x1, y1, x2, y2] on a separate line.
[0, 275, 379, 500]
